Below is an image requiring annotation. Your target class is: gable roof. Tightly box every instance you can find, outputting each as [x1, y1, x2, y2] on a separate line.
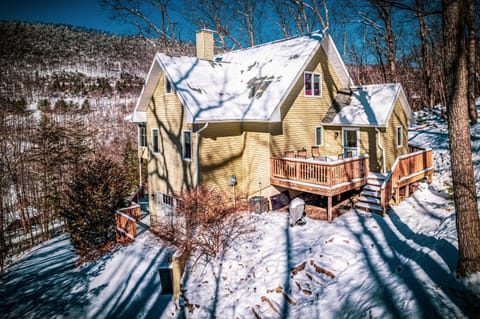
[130, 30, 353, 123]
[322, 83, 411, 128]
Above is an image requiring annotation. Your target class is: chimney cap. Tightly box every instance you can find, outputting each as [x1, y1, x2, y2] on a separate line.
[196, 29, 215, 34]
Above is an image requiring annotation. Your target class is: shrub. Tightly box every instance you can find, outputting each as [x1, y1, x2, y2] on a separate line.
[63, 156, 129, 260]
[152, 187, 250, 265]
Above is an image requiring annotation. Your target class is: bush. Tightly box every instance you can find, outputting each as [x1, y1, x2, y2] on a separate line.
[152, 187, 251, 265]
[63, 156, 129, 259]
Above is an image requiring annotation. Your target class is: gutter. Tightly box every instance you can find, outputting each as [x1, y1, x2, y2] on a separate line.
[195, 122, 209, 186]
[375, 127, 386, 174]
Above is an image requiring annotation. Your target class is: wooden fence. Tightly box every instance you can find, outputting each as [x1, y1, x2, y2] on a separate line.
[115, 202, 141, 239]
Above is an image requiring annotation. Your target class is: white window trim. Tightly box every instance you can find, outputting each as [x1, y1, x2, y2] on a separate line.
[165, 74, 172, 95]
[397, 126, 403, 147]
[304, 71, 322, 97]
[315, 126, 324, 146]
[182, 130, 192, 161]
[342, 127, 360, 157]
[152, 128, 159, 154]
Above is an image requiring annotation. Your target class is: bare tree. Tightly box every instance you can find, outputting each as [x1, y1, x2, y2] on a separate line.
[100, 0, 182, 51]
[467, 0, 478, 124]
[442, 0, 480, 276]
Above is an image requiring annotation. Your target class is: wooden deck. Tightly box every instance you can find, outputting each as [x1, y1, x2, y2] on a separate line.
[270, 155, 369, 221]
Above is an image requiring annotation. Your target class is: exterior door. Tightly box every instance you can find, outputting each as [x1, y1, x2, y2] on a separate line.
[343, 128, 359, 157]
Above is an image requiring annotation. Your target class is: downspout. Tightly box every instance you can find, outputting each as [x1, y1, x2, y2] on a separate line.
[195, 122, 209, 186]
[375, 127, 386, 174]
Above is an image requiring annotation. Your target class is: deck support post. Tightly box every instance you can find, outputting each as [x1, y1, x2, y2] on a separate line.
[327, 196, 332, 223]
[405, 184, 410, 198]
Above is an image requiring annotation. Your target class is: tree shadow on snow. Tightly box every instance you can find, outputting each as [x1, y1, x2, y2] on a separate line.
[0, 235, 105, 318]
[347, 210, 480, 318]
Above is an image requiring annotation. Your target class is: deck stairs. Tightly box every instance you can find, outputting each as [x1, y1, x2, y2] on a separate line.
[355, 173, 386, 214]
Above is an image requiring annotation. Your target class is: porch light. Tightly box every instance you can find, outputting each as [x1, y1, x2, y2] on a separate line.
[229, 175, 237, 208]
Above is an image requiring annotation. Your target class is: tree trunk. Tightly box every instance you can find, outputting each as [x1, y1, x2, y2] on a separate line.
[443, 0, 480, 276]
[467, 0, 478, 124]
[416, 0, 434, 109]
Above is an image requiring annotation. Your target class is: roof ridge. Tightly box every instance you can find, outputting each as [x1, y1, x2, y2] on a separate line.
[218, 29, 326, 57]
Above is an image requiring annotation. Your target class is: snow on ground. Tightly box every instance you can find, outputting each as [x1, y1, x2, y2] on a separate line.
[1, 108, 480, 318]
[0, 213, 173, 319]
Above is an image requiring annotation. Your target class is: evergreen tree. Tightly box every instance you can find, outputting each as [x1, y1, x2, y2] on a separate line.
[63, 157, 129, 258]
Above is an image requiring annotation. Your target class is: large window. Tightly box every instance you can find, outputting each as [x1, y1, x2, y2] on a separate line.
[304, 71, 321, 97]
[152, 128, 159, 153]
[183, 130, 192, 160]
[397, 126, 403, 147]
[315, 126, 323, 146]
[139, 123, 147, 147]
[165, 75, 172, 94]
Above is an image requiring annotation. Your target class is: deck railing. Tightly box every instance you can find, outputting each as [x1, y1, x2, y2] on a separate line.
[270, 155, 369, 188]
[380, 145, 433, 212]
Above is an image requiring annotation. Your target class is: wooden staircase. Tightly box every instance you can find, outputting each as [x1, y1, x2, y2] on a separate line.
[354, 145, 434, 216]
[355, 173, 385, 214]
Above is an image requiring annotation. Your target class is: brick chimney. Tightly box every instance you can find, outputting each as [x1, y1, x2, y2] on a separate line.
[196, 29, 214, 60]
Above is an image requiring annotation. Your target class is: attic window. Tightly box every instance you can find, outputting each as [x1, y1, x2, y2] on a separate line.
[304, 72, 321, 97]
[165, 75, 172, 94]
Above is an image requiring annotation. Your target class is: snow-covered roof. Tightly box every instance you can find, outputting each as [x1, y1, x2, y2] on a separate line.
[322, 83, 411, 127]
[131, 30, 353, 123]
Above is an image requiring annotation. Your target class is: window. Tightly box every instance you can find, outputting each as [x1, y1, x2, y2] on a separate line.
[139, 123, 147, 147]
[183, 130, 192, 160]
[397, 126, 403, 147]
[304, 71, 321, 97]
[315, 126, 323, 146]
[152, 128, 159, 153]
[165, 75, 172, 94]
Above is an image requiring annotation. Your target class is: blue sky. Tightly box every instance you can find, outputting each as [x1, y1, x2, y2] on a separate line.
[0, 0, 142, 35]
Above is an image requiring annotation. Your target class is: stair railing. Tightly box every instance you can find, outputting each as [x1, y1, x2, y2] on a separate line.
[380, 145, 432, 214]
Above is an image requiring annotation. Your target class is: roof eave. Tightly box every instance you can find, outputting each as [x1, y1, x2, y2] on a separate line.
[322, 122, 387, 128]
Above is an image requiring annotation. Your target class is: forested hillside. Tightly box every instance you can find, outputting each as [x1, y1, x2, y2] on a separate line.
[0, 22, 179, 270]
[0, 21, 157, 104]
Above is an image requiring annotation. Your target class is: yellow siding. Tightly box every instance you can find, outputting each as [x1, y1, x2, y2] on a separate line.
[146, 72, 196, 220]
[198, 123, 270, 198]
[383, 98, 409, 171]
[271, 46, 343, 157]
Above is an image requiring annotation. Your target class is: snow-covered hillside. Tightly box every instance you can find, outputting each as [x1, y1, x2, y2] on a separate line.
[1, 108, 480, 318]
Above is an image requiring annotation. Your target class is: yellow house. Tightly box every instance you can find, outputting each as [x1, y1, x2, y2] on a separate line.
[130, 29, 432, 224]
